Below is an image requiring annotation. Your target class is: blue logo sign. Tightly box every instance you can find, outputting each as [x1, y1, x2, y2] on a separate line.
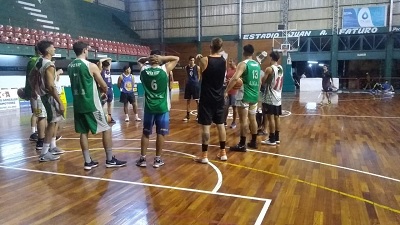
[342, 5, 387, 28]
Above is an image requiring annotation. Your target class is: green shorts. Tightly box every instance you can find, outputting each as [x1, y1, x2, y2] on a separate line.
[74, 110, 110, 134]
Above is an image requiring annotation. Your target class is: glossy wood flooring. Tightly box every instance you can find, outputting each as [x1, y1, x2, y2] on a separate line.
[1, 91, 400, 225]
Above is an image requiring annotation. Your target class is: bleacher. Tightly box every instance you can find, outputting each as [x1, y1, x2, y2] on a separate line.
[0, 0, 149, 57]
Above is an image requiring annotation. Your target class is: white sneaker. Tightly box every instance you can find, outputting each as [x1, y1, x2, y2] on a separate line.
[194, 157, 209, 164]
[261, 139, 276, 146]
[49, 147, 65, 155]
[125, 117, 129, 122]
[39, 152, 60, 162]
[135, 117, 141, 121]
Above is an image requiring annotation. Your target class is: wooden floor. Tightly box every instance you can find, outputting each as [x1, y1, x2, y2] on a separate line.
[1, 91, 400, 225]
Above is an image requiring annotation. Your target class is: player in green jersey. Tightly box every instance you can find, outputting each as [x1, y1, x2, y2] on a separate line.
[136, 50, 179, 168]
[225, 44, 261, 152]
[68, 41, 127, 170]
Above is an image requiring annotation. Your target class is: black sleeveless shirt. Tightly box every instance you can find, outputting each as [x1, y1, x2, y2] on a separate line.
[200, 56, 226, 103]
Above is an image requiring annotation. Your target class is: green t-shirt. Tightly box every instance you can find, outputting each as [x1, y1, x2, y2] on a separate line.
[24, 55, 39, 98]
[140, 65, 170, 113]
[242, 59, 261, 103]
[68, 58, 102, 113]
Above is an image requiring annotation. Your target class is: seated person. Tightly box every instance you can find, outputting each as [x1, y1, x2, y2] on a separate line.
[382, 80, 394, 93]
[372, 80, 394, 94]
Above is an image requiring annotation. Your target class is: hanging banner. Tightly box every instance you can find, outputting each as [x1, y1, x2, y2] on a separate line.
[342, 5, 387, 28]
[0, 88, 20, 110]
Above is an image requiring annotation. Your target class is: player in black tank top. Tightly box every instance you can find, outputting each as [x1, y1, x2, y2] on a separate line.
[200, 56, 226, 104]
[194, 37, 227, 165]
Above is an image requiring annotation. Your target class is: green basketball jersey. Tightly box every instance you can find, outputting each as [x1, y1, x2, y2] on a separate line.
[140, 65, 170, 113]
[68, 58, 102, 113]
[24, 55, 39, 98]
[242, 59, 261, 103]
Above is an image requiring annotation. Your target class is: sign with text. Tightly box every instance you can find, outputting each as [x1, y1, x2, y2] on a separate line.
[343, 5, 387, 28]
[0, 88, 20, 110]
[242, 29, 332, 40]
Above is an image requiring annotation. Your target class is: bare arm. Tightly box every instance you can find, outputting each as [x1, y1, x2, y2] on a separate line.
[198, 57, 208, 79]
[169, 71, 174, 82]
[158, 55, 180, 74]
[225, 62, 246, 94]
[44, 66, 63, 107]
[137, 57, 149, 70]
[117, 75, 122, 89]
[56, 69, 63, 81]
[262, 67, 273, 84]
[197, 65, 201, 81]
[29, 68, 39, 98]
[89, 63, 108, 93]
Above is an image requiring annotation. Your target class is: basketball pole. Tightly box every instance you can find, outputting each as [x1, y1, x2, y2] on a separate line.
[275, 25, 296, 92]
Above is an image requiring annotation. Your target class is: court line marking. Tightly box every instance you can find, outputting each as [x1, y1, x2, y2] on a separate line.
[4, 137, 400, 184]
[0, 146, 223, 194]
[208, 160, 400, 215]
[67, 138, 400, 183]
[0, 164, 271, 224]
[291, 113, 400, 119]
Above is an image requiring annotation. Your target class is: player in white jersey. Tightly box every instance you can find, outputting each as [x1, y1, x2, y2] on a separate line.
[261, 51, 283, 146]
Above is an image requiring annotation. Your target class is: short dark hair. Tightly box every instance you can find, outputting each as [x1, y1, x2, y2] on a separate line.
[243, 44, 254, 56]
[211, 37, 223, 53]
[37, 40, 54, 55]
[102, 60, 110, 68]
[188, 56, 195, 60]
[270, 51, 280, 62]
[72, 41, 89, 56]
[34, 45, 40, 55]
[123, 65, 130, 71]
[150, 49, 161, 55]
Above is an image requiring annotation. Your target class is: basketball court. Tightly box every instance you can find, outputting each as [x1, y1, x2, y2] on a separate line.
[1, 91, 400, 224]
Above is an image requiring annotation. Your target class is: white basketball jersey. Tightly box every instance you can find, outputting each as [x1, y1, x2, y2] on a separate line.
[263, 64, 283, 106]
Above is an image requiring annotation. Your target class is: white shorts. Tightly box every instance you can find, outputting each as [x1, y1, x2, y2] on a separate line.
[41, 95, 64, 123]
[31, 96, 47, 118]
[235, 101, 257, 115]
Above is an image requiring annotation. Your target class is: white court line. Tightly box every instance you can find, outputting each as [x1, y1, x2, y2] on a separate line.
[255, 201, 272, 225]
[0, 164, 268, 202]
[6, 137, 400, 183]
[246, 149, 400, 183]
[291, 113, 400, 119]
[0, 164, 271, 224]
[54, 138, 400, 183]
[0, 146, 223, 193]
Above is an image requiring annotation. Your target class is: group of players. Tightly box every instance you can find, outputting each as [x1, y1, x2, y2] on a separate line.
[22, 36, 284, 169]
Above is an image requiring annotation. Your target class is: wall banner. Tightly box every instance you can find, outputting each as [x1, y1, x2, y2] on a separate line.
[0, 88, 20, 111]
[342, 5, 387, 28]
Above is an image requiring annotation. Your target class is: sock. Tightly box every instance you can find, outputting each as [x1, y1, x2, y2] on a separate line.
[135, 114, 139, 118]
[31, 127, 36, 133]
[202, 144, 208, 152]
[125, 114, 129, 118]
[220, 141, 225, 150]
[41, 143, 50, 155]
[50, 137, 56, 149]
[251, 134, 257, 143]
[82, 150, 91, 163]
[239, 136, 246, 146]
[105, 148, 113, 161]
[269, 133, 275, 142]
[155, 155, 161, 160]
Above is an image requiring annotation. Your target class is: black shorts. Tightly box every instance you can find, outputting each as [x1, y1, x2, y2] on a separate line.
[184, 83, 200, 100]
[198, 101, 225, 125]
[262, 103, 282, 116]
[120, 92, 135, 104]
